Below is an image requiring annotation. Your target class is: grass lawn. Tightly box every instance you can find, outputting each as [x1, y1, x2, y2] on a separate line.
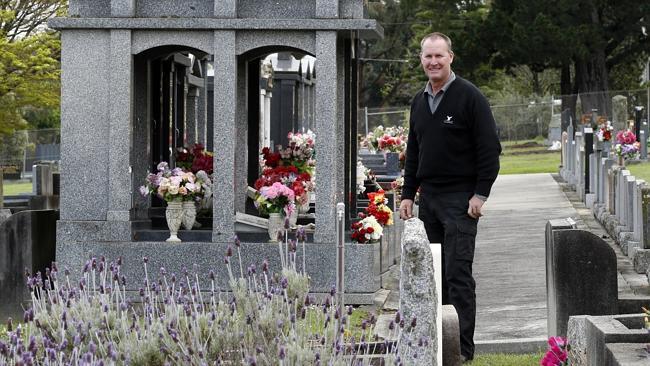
[625, 161, 650, 182]
[469, 352, 545, 365]
[499, 151, 560, 175]
[2, 180, 32, 195]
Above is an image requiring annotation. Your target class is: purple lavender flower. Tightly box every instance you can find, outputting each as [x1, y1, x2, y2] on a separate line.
[233, 235, 241, 248]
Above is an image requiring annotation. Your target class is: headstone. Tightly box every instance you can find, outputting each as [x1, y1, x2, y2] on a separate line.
[441, 305, 461, 366]
[568, 314, 650, 366]
[625, 175, 636, 233]
[548, 113, 561, 143]
[0, 210, 58, 321]
[546, 224, 618, 337]
[583, 127, 593, 196]
[641, 186, 650, 249]
[33, 163, 53, 196]
[634, 105, 643, 141]
[611, 95, 628, 131]
[560, 108, 572, 132]
[0, 169, 3, 209]
[399, 218, 439, 365]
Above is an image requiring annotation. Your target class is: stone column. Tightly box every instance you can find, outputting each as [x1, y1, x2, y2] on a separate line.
[264, 90, 272, 148]
[314, 31, 339, 243]
[234, 58, 248, 214]
[197, 59, 209, 146]
[186, 87, 199, 145]
[316, 0, 339, 18]
[107, 29, 133, 223]
[214, 0, 237, 17]
[111, 0, 135, 17]
[212, 31, 237, 241]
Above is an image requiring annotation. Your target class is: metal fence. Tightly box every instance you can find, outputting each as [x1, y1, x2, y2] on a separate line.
[358, 88, 650, 143]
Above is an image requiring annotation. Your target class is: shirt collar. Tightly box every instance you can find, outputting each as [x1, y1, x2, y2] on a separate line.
[424, 72, 456, 96]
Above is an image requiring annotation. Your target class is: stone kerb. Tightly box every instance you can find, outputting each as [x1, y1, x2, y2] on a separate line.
[567, 313, 650, 366]
[398, 218, 440, 365]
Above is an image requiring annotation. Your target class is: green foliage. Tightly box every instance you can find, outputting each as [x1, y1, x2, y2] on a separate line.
[0, 1, 64, 136]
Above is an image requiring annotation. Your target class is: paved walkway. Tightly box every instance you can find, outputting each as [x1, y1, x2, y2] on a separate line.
[473, 173, 576, 348]
[374, 173, 650, 353]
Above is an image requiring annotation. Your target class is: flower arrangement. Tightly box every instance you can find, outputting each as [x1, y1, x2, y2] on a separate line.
[356, 161, 370, 195]
[540, 336, 569, 366]
[254, 181, 295, 216]
[360, 125, 407, 154]
[175, 143, 214, 175]
[614, 130, 640, 161]
[390, 177, 404, 198]
[366, 190, 394, 226]
[139, 162, 206, 202]
[595, 120, 613, 142]
[350, 214, 383, 243]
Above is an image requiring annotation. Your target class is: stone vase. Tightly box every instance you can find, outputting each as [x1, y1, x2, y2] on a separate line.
[165, 201, 183, 242]
[182, 201, 197, 230]
[288, 207, 298, 228]
[298, 200, 310, 214]
[268, 212, 284, 242]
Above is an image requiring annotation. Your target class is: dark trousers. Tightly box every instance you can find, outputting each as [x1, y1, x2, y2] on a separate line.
[418, 191, 478, 359]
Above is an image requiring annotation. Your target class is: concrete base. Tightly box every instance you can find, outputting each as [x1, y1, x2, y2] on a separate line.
[56, 239, 382, 304]
[605, 343, 650, 365]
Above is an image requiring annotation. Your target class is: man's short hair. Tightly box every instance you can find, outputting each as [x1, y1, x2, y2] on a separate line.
[420, 32, 453, 53]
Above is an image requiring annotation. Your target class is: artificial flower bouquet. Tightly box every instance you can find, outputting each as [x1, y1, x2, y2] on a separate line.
[595, 120, 613, 142]
[350, 213, 383, 244]
[390, 177, 404, 199]
[356, 161, 370, 195]
[140, 162, 207, 202]
[254, 182, 296, 216]
[366, 190, 394, 226]
[540, 336, 568, 366]
[614, 130, 640, 161]
[360, 125, 408, 154]
[175, 143, 214, 175]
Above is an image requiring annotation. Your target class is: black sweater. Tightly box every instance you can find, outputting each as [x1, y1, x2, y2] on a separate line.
[401, 76, 501, 200]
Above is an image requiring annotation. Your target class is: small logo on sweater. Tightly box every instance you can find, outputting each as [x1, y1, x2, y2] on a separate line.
[443, 115, 454, 124]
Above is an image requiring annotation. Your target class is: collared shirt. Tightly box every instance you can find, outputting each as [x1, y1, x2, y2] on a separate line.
[423, 72, 456, 115]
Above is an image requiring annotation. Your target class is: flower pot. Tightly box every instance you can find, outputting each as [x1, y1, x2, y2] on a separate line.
[268, 213, 284, 242]
[182, 201, 197, 230]
[165, 201, 183, 242]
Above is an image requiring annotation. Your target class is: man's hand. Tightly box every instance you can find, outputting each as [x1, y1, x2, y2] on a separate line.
[467, 195, 484, 219]
[399, 199, 414, 220]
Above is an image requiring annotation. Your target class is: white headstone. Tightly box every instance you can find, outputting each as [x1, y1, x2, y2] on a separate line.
[612, 95, 628, 131]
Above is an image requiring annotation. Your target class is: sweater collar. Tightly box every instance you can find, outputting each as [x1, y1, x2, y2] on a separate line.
[424, 72, 456, 96]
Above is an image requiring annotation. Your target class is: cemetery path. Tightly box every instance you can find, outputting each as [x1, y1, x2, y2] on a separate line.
[473, 173, 576, 347]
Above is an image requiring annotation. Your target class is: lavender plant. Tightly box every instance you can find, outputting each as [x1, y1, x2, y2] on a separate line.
[0, 235, 421, 365]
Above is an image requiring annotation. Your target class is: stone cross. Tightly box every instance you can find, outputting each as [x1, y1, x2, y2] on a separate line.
[399, 217, 439, 365]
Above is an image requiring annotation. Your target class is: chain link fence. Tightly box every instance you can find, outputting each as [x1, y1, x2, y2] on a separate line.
[358, 88, 650, 143]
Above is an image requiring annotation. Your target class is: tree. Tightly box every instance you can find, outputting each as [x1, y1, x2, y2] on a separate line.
[484, 0, 650, 119]
[0, 0, 64, 135]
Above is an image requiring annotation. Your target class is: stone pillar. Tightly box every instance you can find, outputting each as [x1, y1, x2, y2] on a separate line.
[186, 87, 199, 145]
[197, 59, 209, 147]
[633, 180, 645, 244]
[111, 0, 135, 17]
[642, 186, 650, 249]
[264, 90, 272, 148]
[612, 95, 628, 131]
[212, 31, 237, 241]
[107, 30, 133, 222]
[316, 0, 339, 18]
[314, 31, 340, 243]
[399, 218, 439, 365]
[636, 106, 647, 159]
[234, 58, 248, 214]
[214, 0, 237, 17]
[583, 127, 593, 195]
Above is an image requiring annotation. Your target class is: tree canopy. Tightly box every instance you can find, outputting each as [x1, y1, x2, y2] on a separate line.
[0, 0, 64, 135]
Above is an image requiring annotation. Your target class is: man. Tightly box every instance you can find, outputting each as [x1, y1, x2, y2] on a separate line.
[399, 32, 501, 362]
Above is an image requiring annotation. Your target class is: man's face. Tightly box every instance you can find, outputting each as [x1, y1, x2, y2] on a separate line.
[420, 37, 454, 85]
